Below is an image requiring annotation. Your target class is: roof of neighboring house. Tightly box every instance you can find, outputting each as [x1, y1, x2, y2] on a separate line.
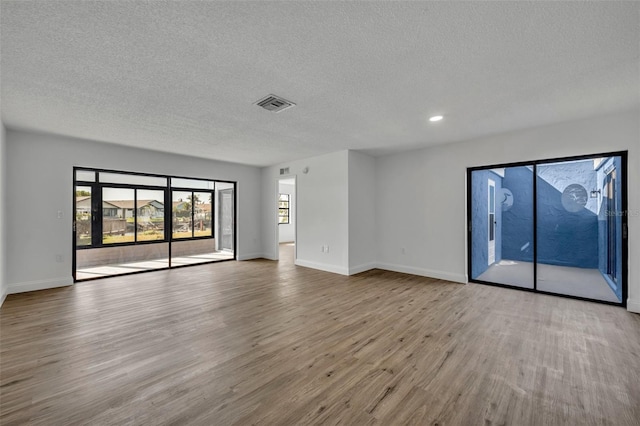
[103, 200, 164, 209]
[198, 203, 212, 213]
[173, 201, 212, 212]
[77, 197, 117, 210]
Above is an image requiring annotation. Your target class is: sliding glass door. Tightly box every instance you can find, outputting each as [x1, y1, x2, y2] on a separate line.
[468, 152, 627, 305]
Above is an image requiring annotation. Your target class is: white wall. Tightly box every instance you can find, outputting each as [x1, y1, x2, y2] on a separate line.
[348, 151, 376, 274]
[5, 129, 263, 294]
[278, 181, 295, 243]
[262, 151, 350, 274]
[375, 108, 640, 312]
[0, 122, 7, 306]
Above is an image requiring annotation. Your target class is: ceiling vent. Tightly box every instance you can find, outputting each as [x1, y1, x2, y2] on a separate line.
[254, 94, 296, 113]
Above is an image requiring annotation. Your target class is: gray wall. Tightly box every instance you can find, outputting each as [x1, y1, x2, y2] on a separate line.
[4, 129, 262, 294]
[348, 150, 376, 274]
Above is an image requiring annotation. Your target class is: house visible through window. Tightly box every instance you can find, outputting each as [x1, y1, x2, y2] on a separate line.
[278, 194, 290, 224]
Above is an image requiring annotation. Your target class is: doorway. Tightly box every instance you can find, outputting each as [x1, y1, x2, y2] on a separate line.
[277, 177, 296, 262]
[468, 152, 628, 305]
[217, 182, 235, 252]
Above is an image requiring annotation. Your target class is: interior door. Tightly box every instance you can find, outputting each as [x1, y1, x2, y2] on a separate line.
[488, 179, 496, 265]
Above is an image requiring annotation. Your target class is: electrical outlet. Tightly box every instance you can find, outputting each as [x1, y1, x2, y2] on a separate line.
[325, 245, 329, 253]
[401, 247, 406, 254]
[321, 245, 325, 253]
[57, 210, 63, 219]
[55, 254, 63, 263]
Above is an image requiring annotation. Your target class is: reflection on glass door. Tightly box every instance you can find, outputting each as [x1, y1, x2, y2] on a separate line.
[469, 153, 626, 305]
[470, 166, 534, 289]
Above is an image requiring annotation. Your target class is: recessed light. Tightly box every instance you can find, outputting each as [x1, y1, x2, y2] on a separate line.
[429, 115, 444, 122]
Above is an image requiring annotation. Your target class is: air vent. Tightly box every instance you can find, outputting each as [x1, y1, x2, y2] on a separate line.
[255, 94, 296, 113]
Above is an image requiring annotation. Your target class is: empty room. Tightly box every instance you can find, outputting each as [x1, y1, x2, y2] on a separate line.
[1, 1, 639, 425]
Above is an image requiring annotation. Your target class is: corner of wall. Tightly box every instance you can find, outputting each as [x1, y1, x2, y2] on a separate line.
[8, 277, 73, 295]
[375, 262, 467, 284]
[627, 299, 640, 314]
[295, 258, 350, 276]
[237, 253, 267, 261]
[348, 263, 376, 275]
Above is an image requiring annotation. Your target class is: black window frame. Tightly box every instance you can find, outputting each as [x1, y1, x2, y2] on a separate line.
[278, 193, 290, 224]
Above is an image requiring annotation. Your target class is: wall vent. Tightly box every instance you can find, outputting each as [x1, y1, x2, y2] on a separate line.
[255, 94, 296, 113]
[280, 167, 290, 175]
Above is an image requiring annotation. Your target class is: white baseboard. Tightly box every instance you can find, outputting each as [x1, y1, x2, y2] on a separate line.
[292, 259, 465, 282]
[627, 299, 640, 314]
[375, 262, 467, 284]
[349, 263, 376, 275]
[8, 277, 73, 294]
[295, 259, 349, 276]
[236, 253, 265, 261]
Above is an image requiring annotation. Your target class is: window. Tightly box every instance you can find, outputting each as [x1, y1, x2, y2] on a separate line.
[278, 194, 290, 224]
[172, 191, 213, 238]
[75, 186, 92, 246]
[137, 189, 165, 242]
[74, 167, 236, 281]
[102, 187, 135, 244]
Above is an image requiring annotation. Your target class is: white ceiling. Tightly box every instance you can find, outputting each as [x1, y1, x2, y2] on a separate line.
[1, 1, 638, 167]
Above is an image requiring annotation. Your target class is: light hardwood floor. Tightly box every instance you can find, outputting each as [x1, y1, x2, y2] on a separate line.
[1, 244, 639, 425]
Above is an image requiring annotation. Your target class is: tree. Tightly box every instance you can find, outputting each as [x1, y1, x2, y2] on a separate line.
[188, 193, 201, 207]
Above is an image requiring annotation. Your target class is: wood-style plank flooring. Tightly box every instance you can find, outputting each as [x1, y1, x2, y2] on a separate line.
[2, 244, 640, 425]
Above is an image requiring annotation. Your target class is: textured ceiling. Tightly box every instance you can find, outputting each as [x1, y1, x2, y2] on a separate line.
[1, 1, 638, 166]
